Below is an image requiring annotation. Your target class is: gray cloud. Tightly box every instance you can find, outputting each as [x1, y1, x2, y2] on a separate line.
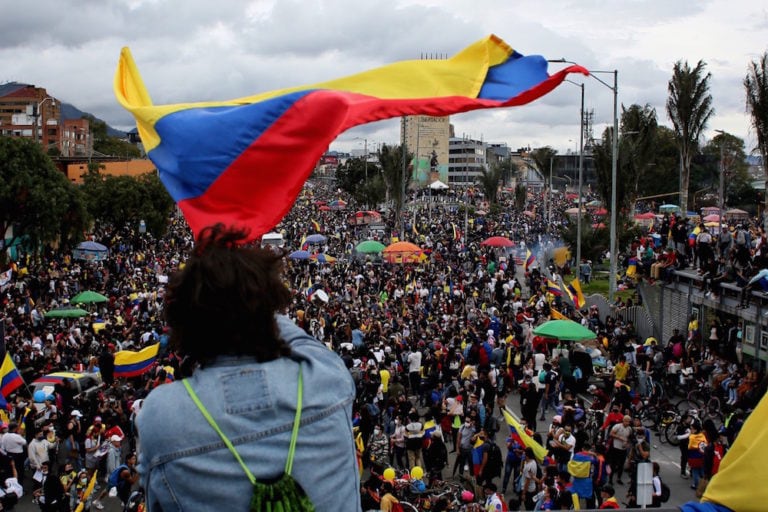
[0, 0, 761, 153]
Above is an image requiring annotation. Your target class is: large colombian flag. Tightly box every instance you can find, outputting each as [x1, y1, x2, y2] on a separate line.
[0, 353, 23, 398]
[113, 343, 160, 378]
[115, 35, 587, 240]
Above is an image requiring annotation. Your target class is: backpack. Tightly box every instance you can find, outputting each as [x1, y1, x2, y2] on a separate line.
[484, 414, 500, 435]
[660, 480, 671, 503]
[538, 370, 547, 384]
[486, 442, 503, 477]
[108, 464, 128, 489]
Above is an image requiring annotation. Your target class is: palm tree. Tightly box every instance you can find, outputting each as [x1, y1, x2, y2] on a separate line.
[529, 146, 558, 184]
[666, 60, 714, 211]
[378, 143, 412, 234]
[477, 162, 504, 206]
[620, 104, 658, 213]
[745, 52, 768, 231]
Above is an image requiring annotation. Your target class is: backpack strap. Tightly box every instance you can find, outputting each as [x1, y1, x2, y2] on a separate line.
[183, 364, 304, 481]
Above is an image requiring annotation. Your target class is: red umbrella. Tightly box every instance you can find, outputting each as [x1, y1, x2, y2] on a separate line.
[319, 205, 331, 211]
[480, 236, 514, 248]
[634, 212, 656, 220]
[593, 208, 608, 216]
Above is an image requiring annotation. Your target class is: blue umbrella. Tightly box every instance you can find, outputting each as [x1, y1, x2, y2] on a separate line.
[311, 253, 337, 264]
[305, 234, 327, 244]
[288, 250, 311, 260]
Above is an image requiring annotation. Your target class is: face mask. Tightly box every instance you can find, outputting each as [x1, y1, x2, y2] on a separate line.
[80, 478, 88, 484]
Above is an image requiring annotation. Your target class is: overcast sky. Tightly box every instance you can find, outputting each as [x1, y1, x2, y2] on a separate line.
[1, 0, 766, 155]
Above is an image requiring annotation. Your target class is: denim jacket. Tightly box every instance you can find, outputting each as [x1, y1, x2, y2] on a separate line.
[137, 315, 361, 511]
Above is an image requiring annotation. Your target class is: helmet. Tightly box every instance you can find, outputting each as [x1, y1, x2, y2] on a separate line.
[461, 490, 475, 502]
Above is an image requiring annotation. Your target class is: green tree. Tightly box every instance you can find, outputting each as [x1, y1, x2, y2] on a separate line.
[745, 52, 768, 230]
[85, 115, 141, 158]
[476, 161, 506, 205]
[81, 168, 173, 236]
[0, 138, 84, 263]
[619, 104, 658, 212]
[378, 144, 412, 233]
[514, 184, 526, 210]
[700, 132, 754, 212]
[529, 146, 557, 181]
[666, 60, 715, 211]
[335, 158, 368, 196]
[636, 126, 679, 201]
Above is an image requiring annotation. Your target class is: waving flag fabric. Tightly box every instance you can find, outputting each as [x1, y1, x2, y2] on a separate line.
[503, 408, 547, 462]
[114, 343, 160, 378]
[115, 36, 586, 240]
[564, 278, 586, 309]
[626, 257, 638, 277]
[525, 249, 536, 271]
[0, 354, 23, 398]
[546, 279, 562, 296]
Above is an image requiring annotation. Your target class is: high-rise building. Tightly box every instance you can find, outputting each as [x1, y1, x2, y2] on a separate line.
[448, 136, 487, 185]
[0, 82, 61, 150]
[401, 115, 450, 184]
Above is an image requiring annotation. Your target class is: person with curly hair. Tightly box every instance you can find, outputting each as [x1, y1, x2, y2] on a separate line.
[137, 224, 360, 511]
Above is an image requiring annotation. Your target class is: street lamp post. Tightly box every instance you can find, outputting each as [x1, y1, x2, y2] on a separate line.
[550, 61, 617, 299]
[33, 96, 56, 146]
[563, 80, 586, 272]
[715, 130, 726, 233]
[548, 158, 553, 224]
[588, 70, 619, 301]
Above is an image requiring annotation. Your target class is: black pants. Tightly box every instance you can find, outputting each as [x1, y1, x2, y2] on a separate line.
[607, 447, 627, 482]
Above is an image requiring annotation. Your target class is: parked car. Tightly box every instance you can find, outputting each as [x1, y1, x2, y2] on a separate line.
[30, 371, 103, 414]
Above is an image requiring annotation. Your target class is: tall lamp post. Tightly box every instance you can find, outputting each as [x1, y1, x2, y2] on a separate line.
[585, 70, 619, 301]
[33, 96, 56, 146]
[563, 80, 585, 271]
[715, 130, 727, 231]
[551, 60, 619, 300]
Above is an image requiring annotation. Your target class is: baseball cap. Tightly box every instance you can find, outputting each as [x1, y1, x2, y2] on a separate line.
[94, 416, 102, 423]
[110, 435, 122, 443]
[71, 410, 83, 418]
[587, 384, 597, 393]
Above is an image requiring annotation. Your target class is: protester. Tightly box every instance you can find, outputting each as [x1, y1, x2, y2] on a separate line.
[135, 224, 360, 511]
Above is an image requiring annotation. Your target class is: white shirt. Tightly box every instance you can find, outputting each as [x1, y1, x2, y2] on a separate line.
[1, 432, 27, 454]
[407, 351, 422, 373]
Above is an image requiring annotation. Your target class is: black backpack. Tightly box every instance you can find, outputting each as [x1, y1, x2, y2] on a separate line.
[660, 480, 670, 503]
[484, 414, 500, 435]
[486, 442, 503, 477]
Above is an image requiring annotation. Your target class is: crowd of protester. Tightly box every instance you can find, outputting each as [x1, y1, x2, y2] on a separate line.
[0, 177, 764, 510]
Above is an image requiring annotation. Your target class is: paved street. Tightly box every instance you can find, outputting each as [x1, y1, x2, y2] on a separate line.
[499, 391, 698, 509]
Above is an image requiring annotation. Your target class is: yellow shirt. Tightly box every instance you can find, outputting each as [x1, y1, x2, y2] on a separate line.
[614, 362, 629, 382]
[379, 369, 390, 393]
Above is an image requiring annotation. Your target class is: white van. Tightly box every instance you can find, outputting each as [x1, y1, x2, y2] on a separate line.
[260, 232, 285, 249]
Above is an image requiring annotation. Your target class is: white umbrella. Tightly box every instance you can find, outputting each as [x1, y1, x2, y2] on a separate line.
[312, 289, 329, 303]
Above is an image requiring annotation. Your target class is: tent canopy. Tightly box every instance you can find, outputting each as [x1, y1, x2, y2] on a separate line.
[429, 180, 449, 190]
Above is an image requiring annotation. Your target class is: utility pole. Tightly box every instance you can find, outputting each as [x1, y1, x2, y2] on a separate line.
[715, 130, 726, 238]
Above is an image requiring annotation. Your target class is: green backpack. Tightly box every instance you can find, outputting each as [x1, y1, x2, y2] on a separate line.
[184, 365, 315, 511]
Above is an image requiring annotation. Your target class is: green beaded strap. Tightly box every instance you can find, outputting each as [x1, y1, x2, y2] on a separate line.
[183, 365, 304, 481]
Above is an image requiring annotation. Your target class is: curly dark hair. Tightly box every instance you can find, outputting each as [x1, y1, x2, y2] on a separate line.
[164, 224, 291, 365]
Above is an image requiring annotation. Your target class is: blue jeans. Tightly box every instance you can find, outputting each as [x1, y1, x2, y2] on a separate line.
[502, 458, 519, 492]
[540, 392, 558, 417]
[691, 466, 704, 488]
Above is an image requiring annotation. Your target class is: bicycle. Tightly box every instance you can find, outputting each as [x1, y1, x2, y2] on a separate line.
[664, 409, 699, 446]
[684, 381, 724, 426]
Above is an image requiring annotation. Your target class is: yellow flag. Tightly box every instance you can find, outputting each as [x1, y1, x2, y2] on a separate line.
[502, 408, 547, 462]
[550, 308, 568, 320]
[702, 393, 768, 510]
